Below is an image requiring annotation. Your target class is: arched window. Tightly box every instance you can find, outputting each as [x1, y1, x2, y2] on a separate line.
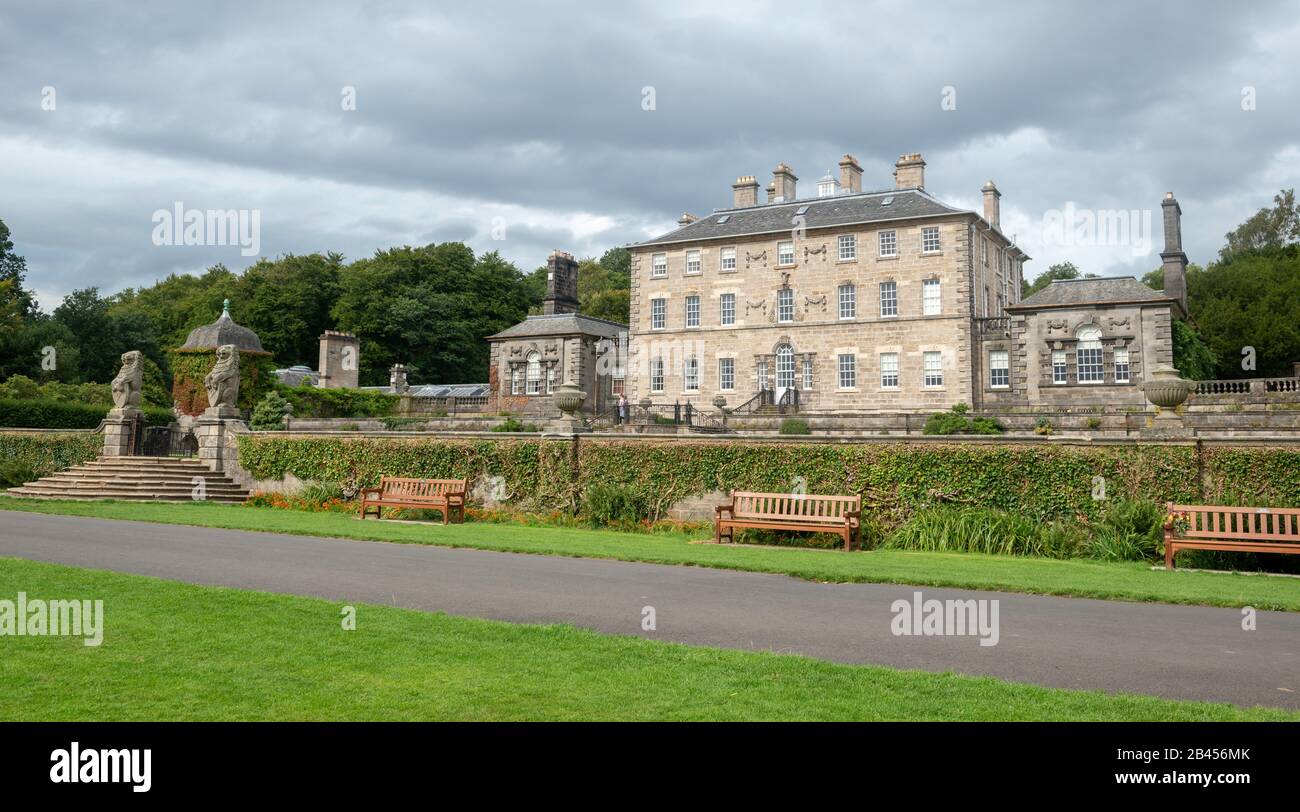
[1076, 326, 1103, 383]
[525, 352, 542, 395]
[776, 344, 795, 389]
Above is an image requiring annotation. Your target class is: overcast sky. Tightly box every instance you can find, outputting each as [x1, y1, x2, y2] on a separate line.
[2, 0, 1297, 311]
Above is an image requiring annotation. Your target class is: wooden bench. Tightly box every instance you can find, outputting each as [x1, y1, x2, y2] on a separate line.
[359, 477, 469, 524]
[715, 491, 862, 551]
[1163, 502, 1300, 569]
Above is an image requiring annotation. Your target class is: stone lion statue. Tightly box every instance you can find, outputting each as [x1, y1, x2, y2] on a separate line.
[204, 345, 240, 410]
[110, 350, 143, 410]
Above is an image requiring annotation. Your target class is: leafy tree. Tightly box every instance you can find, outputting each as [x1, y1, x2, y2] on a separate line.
[1187, 248, 1300, 378]
[1220, 189, 1300, 262]
[0, 218, 37, 321]
[233, 253, 343, 365]
[1021, 261, 1099, 299]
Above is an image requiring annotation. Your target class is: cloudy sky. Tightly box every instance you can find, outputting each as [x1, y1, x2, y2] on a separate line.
[1, 0, 1297, 311]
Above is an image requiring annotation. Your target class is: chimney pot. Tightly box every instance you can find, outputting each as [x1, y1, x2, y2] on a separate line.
[772, 163, 798, 202]
[982, 180, 1001, 229]
[731, 175, 760, 208]
[838, 153, 863, 193]
[893, 152, 926, 190]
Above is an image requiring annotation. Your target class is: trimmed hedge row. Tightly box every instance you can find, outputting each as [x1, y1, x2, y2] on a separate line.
[0, 431, 101, 478]
[237, 435, 575, 510]
[0, 399, 173, 430]
[277, 385, 398, 419]
[234, 435, 1277, 525]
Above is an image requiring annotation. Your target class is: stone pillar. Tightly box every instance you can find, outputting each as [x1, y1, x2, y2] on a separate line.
[102, 409, 139, 457]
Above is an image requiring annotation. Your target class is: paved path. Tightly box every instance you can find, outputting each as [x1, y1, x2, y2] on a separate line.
[1, 511, 1297, 708]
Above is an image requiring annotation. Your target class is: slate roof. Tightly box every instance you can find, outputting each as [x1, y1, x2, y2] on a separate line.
[486, 312, 626, 340]
[179, 307, 267, 352]
[633, 188, 979, 248]
[1009, 276, 1174, 310]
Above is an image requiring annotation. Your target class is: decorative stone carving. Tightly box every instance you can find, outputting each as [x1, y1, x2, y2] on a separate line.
[1047, 319, 1070, 334]
[110, 350, 144, 413]
[745, 299, 767, 314]
[804, 294, 827, 312]
[1142, 364, 1192, 414]
[803, 244, 827, 261]
[204, 344, 241, 415]
[1108, 316, 1131, 328]
[745, 250, 767, 269]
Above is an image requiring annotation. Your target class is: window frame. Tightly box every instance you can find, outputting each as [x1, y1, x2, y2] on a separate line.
[777, 241, 795, 266]
[879, 280, 898, 317]
[650, 297, 666, 330]
[777, 288, 794, 323]
[878, 230, 898, 258]
[838, 234, 857, 261]
[923, 351, 944, 388]
[838, 283, 856, 320]
[684, 294, 700, 328]
[719, 292, 736, 326]
[837, 354, 857, 389]
[989, 349, 1009, 388]
[880, 352, 899, 389]
[922, 278, 941, 316]
[921, 226, 941, 254]
[685, 249, 702, 276]
[719, 357, 735, 391]
[651, 252, 667, 278]
[720, 246, 737, 272]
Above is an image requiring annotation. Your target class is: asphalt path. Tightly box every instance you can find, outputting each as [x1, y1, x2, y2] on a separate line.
[1, 510, 1297, 708]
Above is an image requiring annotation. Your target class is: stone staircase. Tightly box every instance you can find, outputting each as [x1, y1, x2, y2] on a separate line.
[6, 456, 250, 503]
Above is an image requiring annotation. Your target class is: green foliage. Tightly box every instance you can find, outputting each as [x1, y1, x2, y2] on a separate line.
[885, 507, 1043, 556]
[277, 384, 396, 418]
[0, 430, 100, 478]
[1034, 417, 1055, 436]
[0, 398, 172, 429]
[1086, 417, 1102, 430]
[924, 407, 1003, 436]
[1219, 188, 1299, 262]
[168, 348, 276, 416]
[0, 371, 170, 410]
[1020, 261, 1100, 299]
[250, 391, 292, 430]
[492, 417, 540, 433]
[1185, 247, 1300, 379]
[1087, 498, 1163, 561]
[1170, 318, 1218, 381]
[580, 483, 651, 528]
[778, 418, 811, 435]
[0, 460, 41, 488]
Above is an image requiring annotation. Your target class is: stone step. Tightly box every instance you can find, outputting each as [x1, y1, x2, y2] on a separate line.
[21, 481, 249, 496]
[6, 488, 248, 503]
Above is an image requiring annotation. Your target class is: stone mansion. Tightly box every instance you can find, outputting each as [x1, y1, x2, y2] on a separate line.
[623, 152, 1189, 413]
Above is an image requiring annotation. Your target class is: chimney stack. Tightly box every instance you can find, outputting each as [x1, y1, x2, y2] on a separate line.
[731, 175, 759, 208]
[677, 212, 698, 227]
[893, 153, 926, 189]
[772, 163, 797, 202]
[838, 154, 863, 193]
[1160, 192, 1189, 316]
[318, 330, 360, 390]
[765, 182, 776, 203]
[982, 180, 1001, 229]
[543, 249, 579, 315]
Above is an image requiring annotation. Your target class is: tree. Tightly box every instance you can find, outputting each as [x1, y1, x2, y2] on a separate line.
[577, 258, 630, 324]
[0, 218, 37, 321]
[1186, 248, 1300, 378]
[1220, 189, 1300, 262]
[233, 253, 343, 365]
[1021, 261, 1098, 299]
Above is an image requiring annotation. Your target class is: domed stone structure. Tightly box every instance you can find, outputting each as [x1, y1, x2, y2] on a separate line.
[170, 300, 272, 416]
[180, 299, 266, 353]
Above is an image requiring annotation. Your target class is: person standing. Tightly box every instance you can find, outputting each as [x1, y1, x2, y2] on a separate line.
[617, 393, 628, 424]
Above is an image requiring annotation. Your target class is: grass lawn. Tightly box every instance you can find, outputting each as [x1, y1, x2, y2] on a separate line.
[1, 557, 1294, 721]
[4, 497, 1299, 612]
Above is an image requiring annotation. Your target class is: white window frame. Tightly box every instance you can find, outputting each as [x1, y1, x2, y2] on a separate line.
[1076, 327, 1104, 384]
[838, 283, 856, 320]
[989, 350, 1009, 388]
[651, 253, 667, 278]
[777, 288, 794, 323]
[838, 234, 857, 261]
[684, 294, 700, 328]
[1052, 350, 1068, 385]
[923, 351, 944, 388]
[719, 293, 735, 326]
[775, 344, 795, 390]
[650, 357, 664, 393]
[838, 354, 857, 389]
[525, 352, 542, 395]
[777, 241, 794, 266]
[719, 357, 735, 391]
[720, 246, 736, 272]
[879, 230, 898, 257]
[802, 356, 813, 390]
[650, 298, 666, 330]
[922, 278, 941, 316]
[685, 249, 702, 276]
[511, 366, 523, 395]
[880, 352, 899, 389]
[921, 226, 941, 254]
[683, 356, 699, 392]
[880, 280, 898, 317]
[1114, 347, 1130, 384]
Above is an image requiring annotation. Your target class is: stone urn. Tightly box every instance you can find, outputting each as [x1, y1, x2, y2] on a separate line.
[553, 381, 587, 417]
[1142, 364, 1193, 414]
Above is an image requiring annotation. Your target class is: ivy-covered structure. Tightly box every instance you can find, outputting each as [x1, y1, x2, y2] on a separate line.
[170, 300, 275, 415]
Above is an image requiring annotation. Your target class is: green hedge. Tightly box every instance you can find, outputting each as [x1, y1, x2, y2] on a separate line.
[277, 385, 397, 419]
[0, 399, 173, 430]
[238, 435, 575, 510]
[236, 435, 1228, 524]
[0, 431, 101, 478]
[1202, 446, 1300, 506]
[575, 440, 1201, 524]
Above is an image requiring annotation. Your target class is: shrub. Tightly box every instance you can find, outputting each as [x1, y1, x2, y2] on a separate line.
[1086, 417, 1103, 430]
[1087, 498, 1163, 561]
[1034, 417, 1055, 436]
[0, 431, 100, 478]
[779, 418, 811, 435]
[923, 407, 1003, 436]
[951, 402, 970, 415]
[250, 391, 292, 430]
[885, 507, 1042, 556]
[492, 417, 539, 433]
[0, 460, 42, 488]
[278, 384, 397, 419]
[581, 483, 652, 527]
[0, 398, 172, 429]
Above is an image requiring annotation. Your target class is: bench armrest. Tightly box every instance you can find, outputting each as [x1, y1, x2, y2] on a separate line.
[715, 504, 733, 520]
[360, 487, 381, 498]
